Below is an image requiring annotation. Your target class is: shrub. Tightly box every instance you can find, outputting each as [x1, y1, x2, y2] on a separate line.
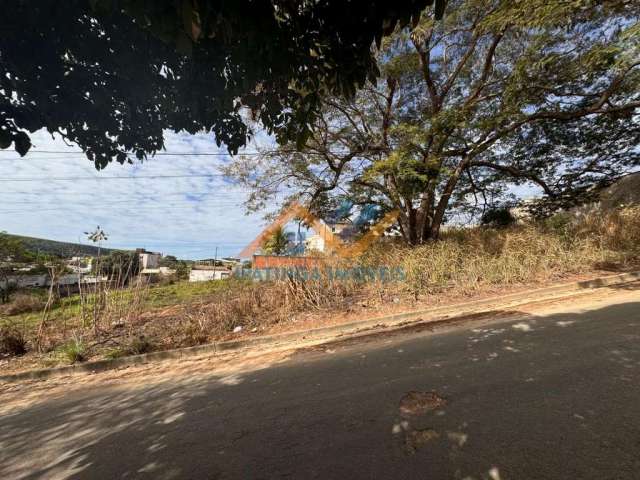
[103, 337, 153, 359]
[2, 291, 47, 315]
[481, 207, 517, 227]
[542, 211, 573, 238]
[0, 325, 27, 356]
[0, 283, 17, 304]
[59, 336, 87, 363]
[128, 335, 153, 355]
[369, 222, 613, 298]
[572, 206, 640, 254]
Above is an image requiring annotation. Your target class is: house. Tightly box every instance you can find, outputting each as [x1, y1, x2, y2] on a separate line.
[238, 203, 346, 260]
[137, 249, 162, 270]
[220, 257, 242, 268]
[189, 265, 231, 282]
[1, 273, 107, 291]
[304, 221, 354, 253]
[66, 256, 93, 274]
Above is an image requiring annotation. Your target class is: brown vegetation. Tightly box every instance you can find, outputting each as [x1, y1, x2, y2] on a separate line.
[1, 207, 638, 373]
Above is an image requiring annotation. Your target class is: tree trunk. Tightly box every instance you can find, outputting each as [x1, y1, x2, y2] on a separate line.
[407, 208, 418, 245]
[417, 183, 436, 242]
[424, 158, 470, 241]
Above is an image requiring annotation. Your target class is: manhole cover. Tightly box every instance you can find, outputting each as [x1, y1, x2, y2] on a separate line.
[399, 391, 447, 416]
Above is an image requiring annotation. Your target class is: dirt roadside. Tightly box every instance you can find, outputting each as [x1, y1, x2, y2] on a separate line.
[1, 281, 638, 413]
[3, 268, 635, 376]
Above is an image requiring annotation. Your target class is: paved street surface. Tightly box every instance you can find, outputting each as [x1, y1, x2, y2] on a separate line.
[2, 287, 640, 479]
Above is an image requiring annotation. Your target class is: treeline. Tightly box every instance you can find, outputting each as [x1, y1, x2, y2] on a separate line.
[2, 233, 118, 258]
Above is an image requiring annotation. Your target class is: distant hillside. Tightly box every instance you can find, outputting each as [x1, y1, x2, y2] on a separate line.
[4, 234, 121, 258]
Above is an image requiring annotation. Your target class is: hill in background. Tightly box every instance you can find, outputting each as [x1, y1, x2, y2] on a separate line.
[4, 233, 120, 258]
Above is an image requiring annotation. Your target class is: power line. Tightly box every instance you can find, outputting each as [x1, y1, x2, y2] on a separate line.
[2, 197, 243, 204]
[0, 150, 254, 156]
[0, 205, 244, 214]
[0, 202, 244, 209]
[0, 189, 253, 196]
[0, 174, 228, 182]
[0, 149, 340, 158]
[0, 201, 242, 208]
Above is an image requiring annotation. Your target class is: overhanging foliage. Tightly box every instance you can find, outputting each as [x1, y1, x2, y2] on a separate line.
[0, 0, 445, 168]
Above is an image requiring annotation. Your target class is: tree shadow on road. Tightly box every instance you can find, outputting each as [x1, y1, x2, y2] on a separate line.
[1, 301, 639, 479]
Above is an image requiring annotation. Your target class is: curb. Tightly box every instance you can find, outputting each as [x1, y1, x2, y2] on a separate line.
[2, 270, 639, 383]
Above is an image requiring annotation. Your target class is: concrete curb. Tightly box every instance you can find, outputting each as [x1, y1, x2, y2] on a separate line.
[2, 270, 639, 384]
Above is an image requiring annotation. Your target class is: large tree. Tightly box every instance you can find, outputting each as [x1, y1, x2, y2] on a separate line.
[0, 0, 445, 168]
[226, 0, 640, 244]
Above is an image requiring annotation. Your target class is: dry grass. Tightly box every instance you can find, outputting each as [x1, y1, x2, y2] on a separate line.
[1, 206, 638, 371]
[0, 291, 47, 316]
[0, 324, 27, 356]
[140, 274, 363, 350]
[362, 206, 640, 299]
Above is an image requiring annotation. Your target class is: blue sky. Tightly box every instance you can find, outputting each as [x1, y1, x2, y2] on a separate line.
[0, 129, 268, 259]
[0, 129, 548, 260]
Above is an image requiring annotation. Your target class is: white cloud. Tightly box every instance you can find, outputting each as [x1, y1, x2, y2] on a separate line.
[0, 129, 272, 259]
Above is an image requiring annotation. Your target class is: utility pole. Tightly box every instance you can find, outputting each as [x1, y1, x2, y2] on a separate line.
[214, 246, 218, 267]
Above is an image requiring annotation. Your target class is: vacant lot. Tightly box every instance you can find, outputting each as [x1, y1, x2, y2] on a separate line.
[1, 207, 639, 374]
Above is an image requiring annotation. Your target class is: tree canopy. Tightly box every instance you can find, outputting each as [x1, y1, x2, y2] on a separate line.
[0, 232, 27, 263]
[0, 0, 445, 168]
[226, 0, 640, 244]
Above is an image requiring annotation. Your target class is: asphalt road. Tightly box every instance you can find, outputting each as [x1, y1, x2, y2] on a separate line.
[2, 290, 640, 479]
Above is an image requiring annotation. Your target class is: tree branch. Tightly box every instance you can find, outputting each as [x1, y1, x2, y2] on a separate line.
[469, 160, 556, 197]
[464, 28, 506, 107]
[411, 31, 439, 108]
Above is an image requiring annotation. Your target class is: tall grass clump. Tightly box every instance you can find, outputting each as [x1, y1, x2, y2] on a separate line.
[365, 206, 639, 299]
[0, 324, 27, 356]
[571, 206, 640, 255]
[58, 334, 86, 363]
[169, 271, 363, 346]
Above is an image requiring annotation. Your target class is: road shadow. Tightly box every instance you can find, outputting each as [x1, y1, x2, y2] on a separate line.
[1, 301, 639, 479]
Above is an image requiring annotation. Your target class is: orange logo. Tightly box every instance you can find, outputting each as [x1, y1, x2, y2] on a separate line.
[238, 202, 399, 259]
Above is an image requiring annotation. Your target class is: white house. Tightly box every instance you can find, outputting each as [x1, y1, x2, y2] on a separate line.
[66, 256, 93, 274]
[304, 222, 352, 253]
[158, 266, 176, 276]
[137, 249, 162, 270]
[189, 266, 231, 282]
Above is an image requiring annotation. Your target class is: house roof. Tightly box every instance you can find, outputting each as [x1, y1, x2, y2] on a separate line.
[237, 202, 342, 259]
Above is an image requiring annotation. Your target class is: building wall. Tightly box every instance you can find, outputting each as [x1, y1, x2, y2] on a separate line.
[1, 274, 107, 289]
[189, 269, 230, 282]
[0, 274, 48, 288]
[139, 252, 161, 269]
[305, 234, 326, 252]
[253, 255, 323, 269]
